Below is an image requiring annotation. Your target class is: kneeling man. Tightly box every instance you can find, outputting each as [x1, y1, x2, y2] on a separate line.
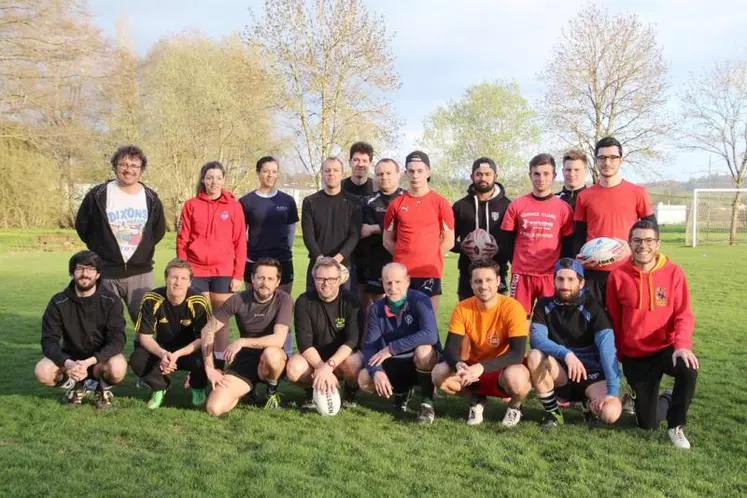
[286, 257, 363, 408]
[432, 260, 531, 427]
[130, 258, 211, 409]
[203, 258, 292, 415]
[527, 258, 622, 428]
[35, 251, 127, 409]
[358, 263, 441, 423]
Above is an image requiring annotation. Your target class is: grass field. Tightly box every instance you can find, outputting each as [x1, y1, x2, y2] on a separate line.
[1, 230, 746, 497]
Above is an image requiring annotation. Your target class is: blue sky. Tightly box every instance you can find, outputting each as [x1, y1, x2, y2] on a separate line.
[89, 0, 744, 182]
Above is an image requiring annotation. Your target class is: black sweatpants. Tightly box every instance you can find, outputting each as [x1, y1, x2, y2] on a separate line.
[622, 345, 698, 429]
[129, 346, 207, 391]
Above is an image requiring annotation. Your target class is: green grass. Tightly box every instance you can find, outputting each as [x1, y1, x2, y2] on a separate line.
[1, 230, 746, 496]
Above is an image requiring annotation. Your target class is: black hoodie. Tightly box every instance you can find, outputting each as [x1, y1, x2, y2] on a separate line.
[75, 181, 166, 279]
[41, 281, 126, 367]
[556, 185, 587, 211]
[451, 182, 511, 279]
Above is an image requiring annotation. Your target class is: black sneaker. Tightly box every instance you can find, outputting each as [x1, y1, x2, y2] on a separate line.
[95, 388, 113, 410]
[300, 389, 315, 410]
[391, 390, 412, 416]
[583, 409, 602, 428]
[416, 403, 435, 424]
[622, 392, 635, 415]
[541, 412, 564, 430]
[64, 383, 86, 407]
[341, 386, 358, 409]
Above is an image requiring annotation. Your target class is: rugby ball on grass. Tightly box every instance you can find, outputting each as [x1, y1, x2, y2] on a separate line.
[313, 387, 341, 416]
[579, 237, 630, 267]
[461, 228, 498, 262]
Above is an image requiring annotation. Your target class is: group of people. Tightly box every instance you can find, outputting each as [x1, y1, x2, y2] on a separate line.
[35, 137, 699, 449]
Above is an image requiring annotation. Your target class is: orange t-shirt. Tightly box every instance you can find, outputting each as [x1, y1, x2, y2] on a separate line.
[448, 295, 528, 363]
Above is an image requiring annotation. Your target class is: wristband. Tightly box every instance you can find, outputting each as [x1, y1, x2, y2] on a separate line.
[327, 359, 337, 370]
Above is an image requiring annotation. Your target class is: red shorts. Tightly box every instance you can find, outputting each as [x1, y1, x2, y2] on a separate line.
[510, 273, 554, 315]
[474, 368, 510, 399]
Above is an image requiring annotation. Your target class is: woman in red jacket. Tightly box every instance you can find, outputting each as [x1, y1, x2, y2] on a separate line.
[177, 161, 246, 363]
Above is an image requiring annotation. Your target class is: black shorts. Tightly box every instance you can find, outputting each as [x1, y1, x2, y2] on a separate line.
[225, 348, 263, 387]
[355, 262, 368, 283]
[365, 270, 384, 294]
[191, 276, 232, 294]
[380, 357, 418, 394]
[583, 270, 610, 308]
[244, 259, 294, 286]
[555, 368, 605, 402]
[409, 278, 442, 297]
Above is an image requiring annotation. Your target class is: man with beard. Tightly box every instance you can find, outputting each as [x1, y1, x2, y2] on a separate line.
[527, 258, 622, 428]
[556, 150, 588, 211]
[202, 258, 292, 415]
[452, 157, 511, 300]
[129, 258, 212, 409]
[358, 263, 441, 423]
[35, 251, 127, 409]
[607, 220, 698, 449]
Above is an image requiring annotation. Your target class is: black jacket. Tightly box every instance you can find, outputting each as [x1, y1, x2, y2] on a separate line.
[451, 182, 511, 278]
[556, 185, 587, 211]
[75, 181, 166, 279]
[41, 282, 126, 367]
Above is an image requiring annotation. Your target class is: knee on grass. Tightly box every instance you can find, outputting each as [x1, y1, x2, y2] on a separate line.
[598, 397, 622, 424]
[34, 358, 60, 387]
[357, 369, 375, 393]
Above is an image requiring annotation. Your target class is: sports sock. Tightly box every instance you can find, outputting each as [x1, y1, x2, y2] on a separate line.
[98, 377, 113, 391]
[538, 390, 561, 416]
[266, 379, 278, 395]
[469, 387, 487, 407]
[417, 371, 434, 405]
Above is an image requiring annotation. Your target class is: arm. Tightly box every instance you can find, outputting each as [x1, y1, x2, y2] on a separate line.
[94, 298, 126, 364]
[530, 322, 571, 360]
[443, 332, 465, 368]
[138, 333, 169, 358]
[176, 203, 191, 261]
[438, 198, 455, 255]
[338, 202, 362, 264]
[571, 221, 588, 257]
[383, 230, 396, 256]
[287, 223, 297, 250]
[498, 229, 516, 263]
[594, 328, 621, 397]
[450, 204, 462, 254]
[294, 297, 314, 354]
[439, 228, 455, 256]
[200, 316, 226, 370]
[382, 203, 397, 256]
[388, 297, 439, 355]
[301, 197, 322, 260]
[41, 300, 71, 367]
[479, 336, 527, 373]
[232, 204, 248, 280]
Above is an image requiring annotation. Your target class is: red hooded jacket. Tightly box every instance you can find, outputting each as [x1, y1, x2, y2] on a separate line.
[606, 254, 694, 359]
[177, 190, 246, 280]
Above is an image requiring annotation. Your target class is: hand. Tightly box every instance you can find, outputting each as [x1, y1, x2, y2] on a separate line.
[590, 395, 618, 415]
[455, 361, 469, 374]
[333, 253, 344, 263]
[673, 348, 699, 370]
[459, 363, 484, 386]
[312, 364, 339, 393]
[159, 351, 173, 373]
[368, 346, 392, 367]
[373, 371, 393, 398]
[223, 340, 244, 365]
[564, 352, 587, 383]
[206, 367, 224, 389]
[163, 350, 182, 375]
[611, 238, 631, 259]
[230, 279, 243, 293]
[67, 361, 88, 381]
[361, 224, 379, 238]
[576, 253, 600, 270]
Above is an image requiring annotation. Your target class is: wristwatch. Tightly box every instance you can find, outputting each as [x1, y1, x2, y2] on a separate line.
[327, 359, 337, 370]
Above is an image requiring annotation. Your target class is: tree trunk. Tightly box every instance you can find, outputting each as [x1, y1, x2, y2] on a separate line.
[729, 190, 742, 246]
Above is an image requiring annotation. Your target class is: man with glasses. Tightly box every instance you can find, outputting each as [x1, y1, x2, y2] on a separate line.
[35, 251, 127, 409]
[607, 220, 698, 449]
[286, 257, 363, 409]
[75, 145, 167, 325]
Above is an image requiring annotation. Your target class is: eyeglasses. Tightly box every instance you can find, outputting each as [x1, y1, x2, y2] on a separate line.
[630, 238, 659, 246]
[595, 155, 622, 163]
[314, 276, 340, 285]
[117, 162, 142, 171]
[74, 265, 98, 274]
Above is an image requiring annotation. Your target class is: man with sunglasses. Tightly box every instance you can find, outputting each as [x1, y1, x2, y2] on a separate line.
[606, 220, 698, 449]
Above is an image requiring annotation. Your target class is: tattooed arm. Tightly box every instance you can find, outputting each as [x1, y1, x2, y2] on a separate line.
[201, 316, 226, 388]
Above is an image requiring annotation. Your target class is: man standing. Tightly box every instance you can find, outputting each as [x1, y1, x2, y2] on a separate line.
[500, 154, 574, 316]
[607, 220, 698, 448]
[240, 156, 299, 355]
[527, 258, 622, 428]
[286, 257, 363, 409]
[75, 145, 166, 324]
[556, 150, 588, 211]
[452, 157, 511, 300]
[359, 158, 405, 313]
[35, 251, 127, 409]
[383, 151, 454, 314]
[358, 263, 441, 423]
[302, 157, 362, 292]
[432, 261, 531, 427]
[129, 258, 212, 409]
[201, 258, 292, 415]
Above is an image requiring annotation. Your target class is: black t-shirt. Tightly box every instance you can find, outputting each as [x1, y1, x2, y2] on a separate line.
[135, 287, 211, 350]
[239, 190, 299, 262]
[301, 190, 362, 267]
[294, 289, 362, 356]
[363, 188, 405, 274]
[214, 290, 293, 339]
[531, 292, 611, 349]
[342, 177, 374, 198]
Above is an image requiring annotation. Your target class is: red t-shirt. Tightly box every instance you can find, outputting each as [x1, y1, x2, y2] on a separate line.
[574, 180, 654, 271]
[500, 194, 574, 275]
[384, 190, 455, 278]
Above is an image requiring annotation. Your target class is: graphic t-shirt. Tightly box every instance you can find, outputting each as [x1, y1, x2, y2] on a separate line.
[500, 194, 574, 275]
[106, 182, 148, 263]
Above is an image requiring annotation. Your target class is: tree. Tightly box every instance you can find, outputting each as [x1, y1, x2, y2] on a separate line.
[419, 80, 540, 186]
[681, 59, 747, 245]
[246, 0, 401, 187]
[538, 5, 670, 182]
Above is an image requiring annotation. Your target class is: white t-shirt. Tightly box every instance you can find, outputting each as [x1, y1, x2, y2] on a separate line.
[106, 181, 148, 263]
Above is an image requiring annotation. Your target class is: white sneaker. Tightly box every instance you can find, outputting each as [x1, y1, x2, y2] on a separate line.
[668, 426, 691, 449]
[501, 406, 523, 427]
[467, 403, 485, 425]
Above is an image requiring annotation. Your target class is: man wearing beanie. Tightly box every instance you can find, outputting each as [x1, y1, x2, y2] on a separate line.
[452, 157, 511, 301]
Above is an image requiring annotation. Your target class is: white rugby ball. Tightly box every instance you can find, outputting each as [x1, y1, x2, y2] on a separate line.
[340, 266, 350, 285]
[579, 237, 630, 267]
[312, 387, 341, 416]
[462, 228, 498, 261]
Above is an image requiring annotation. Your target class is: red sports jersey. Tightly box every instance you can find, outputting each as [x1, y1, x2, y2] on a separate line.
[500, 194, 574, 275]
[384, 190, 454, 278]
[574, 180, 654, 271]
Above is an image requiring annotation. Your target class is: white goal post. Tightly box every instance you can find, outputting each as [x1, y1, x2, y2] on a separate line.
[690, 188, 747, 247]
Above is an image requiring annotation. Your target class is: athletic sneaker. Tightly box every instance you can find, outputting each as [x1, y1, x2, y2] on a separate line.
[541, 411, 564, 429]
[65, 384, 86, 407]
[301, 389, 315, 410]
[83, 379, 99, 393]
[501, 406, 523, 427]
[668, 426, 691, 449]
[147, 389, 167, 410]
[95, 388, 113, 410]
[341, 387, 358, 409]
[416, 403, 435, 424]
[392, 390, 412, 415]
[264, 392, 281, 410]
[191, 388, 207, 407]
[582, 410, 601, 428]
[135, 378, 149, 389]
[622, 392, 635, 415]
[467, 403, 485, 426]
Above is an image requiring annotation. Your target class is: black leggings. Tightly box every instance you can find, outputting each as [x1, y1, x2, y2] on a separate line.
[622, 345, 698, 429]
[129, 347, 207, 391]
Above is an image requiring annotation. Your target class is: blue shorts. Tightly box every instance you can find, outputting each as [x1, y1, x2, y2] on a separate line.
[191, 276, 232, 294]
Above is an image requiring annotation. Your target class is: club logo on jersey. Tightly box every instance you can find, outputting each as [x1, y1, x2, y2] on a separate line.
[180, 319, 192, 326]
[158, 317, 169, 324]
[488, 333, 500, 346]
[335, 317, 346, 329]
[404, 314, 413, 325]
[276, 206, 288, 212]
[491, 212, 500, 221]
[220, 211, 230, 220]
[655, 287, 668, 307]
[400, 206, 408, 212]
